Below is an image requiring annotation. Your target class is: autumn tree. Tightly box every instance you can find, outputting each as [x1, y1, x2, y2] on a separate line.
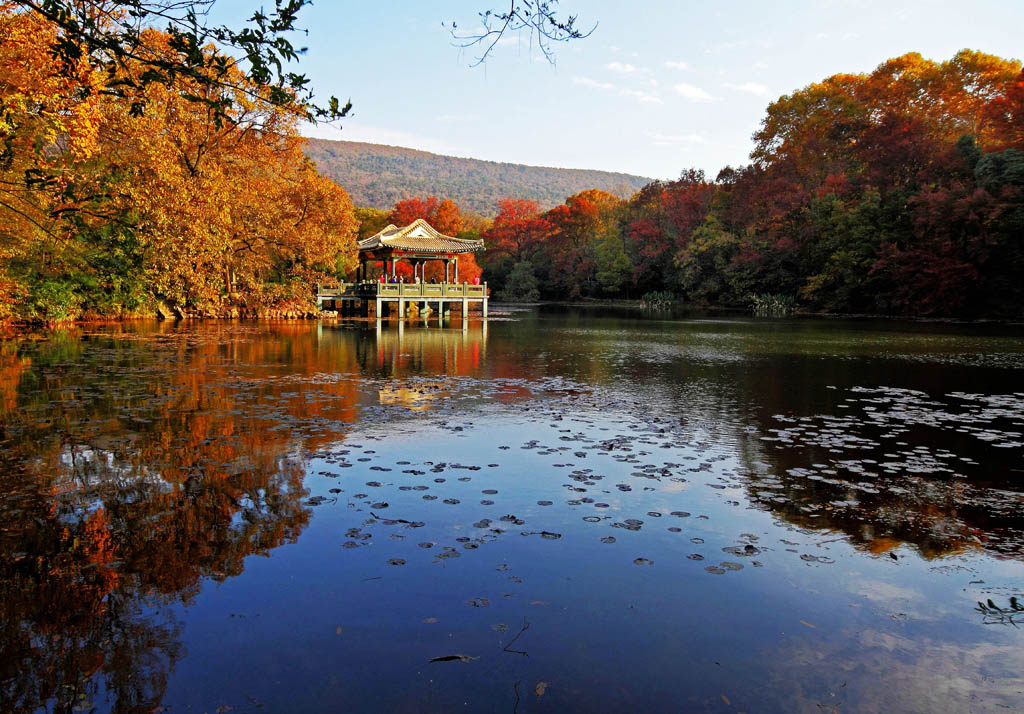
[389, 196, 466, 235]
[1, 9, 357, 319]
[541, 189, 620, 298]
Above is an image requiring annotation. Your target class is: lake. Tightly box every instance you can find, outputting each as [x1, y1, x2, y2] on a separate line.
[1, 307, 1022, 713]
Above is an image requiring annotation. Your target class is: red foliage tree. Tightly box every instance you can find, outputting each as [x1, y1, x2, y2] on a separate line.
[389, 196, 465, 235]
[483, 198, 550, 262]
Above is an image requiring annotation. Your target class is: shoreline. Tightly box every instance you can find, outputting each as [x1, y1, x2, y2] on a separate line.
[1, 300, 1022, 333]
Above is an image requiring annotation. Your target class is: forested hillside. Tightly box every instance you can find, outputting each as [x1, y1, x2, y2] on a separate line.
[304, 139, 652, 216]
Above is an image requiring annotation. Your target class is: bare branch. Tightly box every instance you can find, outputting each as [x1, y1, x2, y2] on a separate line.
[446, 1, 595, 67]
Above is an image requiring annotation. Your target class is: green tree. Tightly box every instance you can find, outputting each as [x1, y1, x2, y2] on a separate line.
[497, 260, 540, 302]
[594, 223, 632, 295]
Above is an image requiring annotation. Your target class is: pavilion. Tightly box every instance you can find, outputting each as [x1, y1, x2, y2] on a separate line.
[317, 218, 489, 320]
[355, 218, 485, 283]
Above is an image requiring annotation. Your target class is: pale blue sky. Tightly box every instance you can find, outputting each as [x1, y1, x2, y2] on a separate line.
[215, 1, 1024, 179]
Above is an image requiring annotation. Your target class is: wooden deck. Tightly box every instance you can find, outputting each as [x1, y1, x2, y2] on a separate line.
[316, 282, 489, 319]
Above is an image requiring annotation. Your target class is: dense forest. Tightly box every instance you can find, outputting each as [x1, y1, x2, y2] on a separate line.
[304, 139, 652, 217]
[2, 0, 1021, 322]
[469, 50, 1023, 318]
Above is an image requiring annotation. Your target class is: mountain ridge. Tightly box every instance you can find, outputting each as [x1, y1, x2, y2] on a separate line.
[304, 138, 654, 217]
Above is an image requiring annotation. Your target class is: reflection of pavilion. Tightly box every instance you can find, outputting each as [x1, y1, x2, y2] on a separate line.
[318, 219, 489, 320]
[371, 321, 488, 376]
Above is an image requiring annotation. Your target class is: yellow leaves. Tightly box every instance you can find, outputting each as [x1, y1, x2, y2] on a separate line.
[1, 5, 357, 317]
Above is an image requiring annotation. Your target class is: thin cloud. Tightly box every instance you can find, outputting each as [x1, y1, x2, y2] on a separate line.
[573, 76, 616, 91]
[664, 61, 689, 70]
[621, 88, 663, 104]
[673, 82, 715, 102]
[724, 82, 772, 98]
[607, 61, 640, 73]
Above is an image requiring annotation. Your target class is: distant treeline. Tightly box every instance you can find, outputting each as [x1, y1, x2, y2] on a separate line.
[304, 139, 652, 217]
[468, 51, 1024, 318]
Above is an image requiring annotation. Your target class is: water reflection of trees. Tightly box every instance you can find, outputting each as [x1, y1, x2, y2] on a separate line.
[735, 386, 1024, 562]
[0, 323, 361, 713]
[474, 316, 1024, 563]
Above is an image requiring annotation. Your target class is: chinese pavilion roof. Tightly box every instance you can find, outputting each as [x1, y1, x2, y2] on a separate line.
[358, 218, 485, 255]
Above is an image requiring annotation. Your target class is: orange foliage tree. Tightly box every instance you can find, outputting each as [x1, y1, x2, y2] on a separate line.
[0, 6, 357, 320]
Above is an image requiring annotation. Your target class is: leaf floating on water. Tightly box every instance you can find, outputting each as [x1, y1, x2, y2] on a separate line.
[705, 566, 725, 574]
[423, 617, 438, 623]
[429, 654, 479, 663]
[335, 626, 343, 635]
[721, 695, 730, 705]
[600, 536, 616, 544]
[535, 681, 548, 696]
[387, 558, 405, 566]
[492, 623, 508, 632]
[800, 619, 817, 629]
[468, 597, 490, 608]
[634, 558, 653, 566]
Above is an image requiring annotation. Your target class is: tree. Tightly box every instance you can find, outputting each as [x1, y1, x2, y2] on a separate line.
[484, 198, 550, 263]
[593, 221, 632, 295]
[7, 0, 350, 125]
[354, 206, 391, 240]
[389, 196, 465, 235]
[497, 260, 540, 302]
[1, 11, 357, 319]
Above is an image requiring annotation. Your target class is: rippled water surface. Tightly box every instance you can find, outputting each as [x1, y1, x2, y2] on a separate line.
[1, 307, 1023, 713]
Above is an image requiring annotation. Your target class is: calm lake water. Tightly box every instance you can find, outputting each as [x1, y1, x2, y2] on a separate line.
[1, 307, 1023, 713]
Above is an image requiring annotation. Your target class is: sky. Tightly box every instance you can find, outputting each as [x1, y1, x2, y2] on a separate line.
[213, 0, 1024, 180]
